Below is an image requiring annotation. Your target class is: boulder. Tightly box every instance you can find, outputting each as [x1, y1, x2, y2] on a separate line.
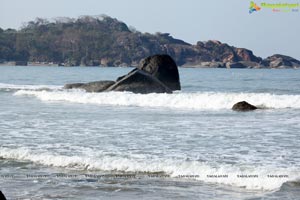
[64, 81, 115, 92]
[232, 101, 257, 111]
[106, 69, 172, 94]
[0, 191, 6, 200]
[138, 54, 181, 91]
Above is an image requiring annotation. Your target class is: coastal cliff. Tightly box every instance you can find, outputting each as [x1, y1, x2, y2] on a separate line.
[0, 15, 299, 68]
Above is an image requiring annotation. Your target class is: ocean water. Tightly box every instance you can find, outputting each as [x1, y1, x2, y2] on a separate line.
[0, 66, 300, 200]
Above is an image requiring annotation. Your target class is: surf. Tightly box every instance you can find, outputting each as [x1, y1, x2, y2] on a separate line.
[0, 147, 299, 191]
[12, 87, 300, 110]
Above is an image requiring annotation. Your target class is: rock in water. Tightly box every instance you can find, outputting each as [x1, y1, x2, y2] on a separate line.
[79, 81, 115, 92]
[64, 81, 115, 92]
[138, 54, 181, 91]
[232, 101, 257, 111]
[0, 191, 6, 200]
[64, 54, 181, 94]
[106, 69, 172, 94]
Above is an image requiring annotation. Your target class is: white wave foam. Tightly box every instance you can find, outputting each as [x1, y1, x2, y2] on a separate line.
[14, 89, 300, 110]
[0, 83, 61, 91]
[0, 147, 299, 191]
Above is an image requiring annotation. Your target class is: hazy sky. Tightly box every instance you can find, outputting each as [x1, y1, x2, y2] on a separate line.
[0, 0, 299, 59]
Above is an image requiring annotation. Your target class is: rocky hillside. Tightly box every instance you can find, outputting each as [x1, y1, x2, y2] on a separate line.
[0, 15, 299, 68]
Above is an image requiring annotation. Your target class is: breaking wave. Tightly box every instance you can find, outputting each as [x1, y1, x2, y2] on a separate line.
[0, 147, 299, 191]
[13, 88, 300, 110]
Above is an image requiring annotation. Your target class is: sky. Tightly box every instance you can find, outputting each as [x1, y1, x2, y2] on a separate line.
[0, 0, 299, 60]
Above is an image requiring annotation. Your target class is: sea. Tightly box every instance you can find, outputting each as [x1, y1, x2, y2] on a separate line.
[0, 65, 300, 200]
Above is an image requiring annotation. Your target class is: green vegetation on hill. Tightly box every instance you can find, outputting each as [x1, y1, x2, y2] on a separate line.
[0, 15, 299, 68]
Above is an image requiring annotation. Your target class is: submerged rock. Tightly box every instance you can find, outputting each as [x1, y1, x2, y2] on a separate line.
[64, 54, 180, 94]
[232, 101, 257, 111]
[64, 81, 115, 92]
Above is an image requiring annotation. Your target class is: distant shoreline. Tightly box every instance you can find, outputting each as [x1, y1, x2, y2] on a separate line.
[1, 16, 300, 69]
[0, 62, 299, 69]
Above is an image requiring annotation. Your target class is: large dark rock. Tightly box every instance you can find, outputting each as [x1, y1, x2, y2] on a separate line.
[0, 191, 6, 200]
[232, 101, 257, 111]
[64, 54, 180, 94]
[106, 69, 172, 94]
[64, 81, 115, 92]
[138, 54, 181, 91]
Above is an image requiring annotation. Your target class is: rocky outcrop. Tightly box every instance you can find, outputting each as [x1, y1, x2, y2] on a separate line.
[138, 54, 180, 90]
[64, 54, 180, 94]
[232, 101, 258, 111]
[179, 40, 266, 68]
[106, 69, 172, 93]
[192, 40, 262, 63]
[235, 48, 262, 63]
[261, 54, 300, 68]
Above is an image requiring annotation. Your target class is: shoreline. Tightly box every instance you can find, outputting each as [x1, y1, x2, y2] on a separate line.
[0, 63, 299, 69]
